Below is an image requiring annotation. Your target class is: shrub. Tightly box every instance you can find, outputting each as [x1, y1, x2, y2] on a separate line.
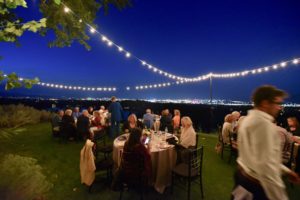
[0, 104, 51, 128]
[0, 154, 52, 200]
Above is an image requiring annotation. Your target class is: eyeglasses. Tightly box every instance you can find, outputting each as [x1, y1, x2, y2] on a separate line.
[272, 101, 283, 105]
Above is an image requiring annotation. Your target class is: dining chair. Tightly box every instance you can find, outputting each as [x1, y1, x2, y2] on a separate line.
[218, 126, 230, 159]
[93, 128, 113, 159]
[171, 146, 204, 200]
[118, 151, 146, 200]
[228, 132, 238, 163]
[89, 139, 114, 193]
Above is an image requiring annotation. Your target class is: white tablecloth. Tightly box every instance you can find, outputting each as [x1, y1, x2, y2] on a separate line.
[113, 132, 177, 193]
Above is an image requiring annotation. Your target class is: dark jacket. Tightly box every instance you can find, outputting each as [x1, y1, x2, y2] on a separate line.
[160, 115, 173, 132]
[61, 115, 76, 138]
[77, 115, 90, 134]
[108, 101, 123, 122]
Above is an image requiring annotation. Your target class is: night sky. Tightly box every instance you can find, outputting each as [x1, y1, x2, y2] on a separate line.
[1, 0, 300, 102]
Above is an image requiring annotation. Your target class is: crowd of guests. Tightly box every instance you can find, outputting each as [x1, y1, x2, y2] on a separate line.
[119, 108, 197, 183]
[221, 109, 300, 165]
[51, 105, 110, 141]
[51, 96, 198, 156]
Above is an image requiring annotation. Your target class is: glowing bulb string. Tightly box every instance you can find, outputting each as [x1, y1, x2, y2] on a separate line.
[60, 3, 300, 83]
[60, 3, 189, 81]
[131, 58, 300, 90]
[2, 57, 299, 92]
[2, 3, 300, 92]
[1, 73, 116, 92]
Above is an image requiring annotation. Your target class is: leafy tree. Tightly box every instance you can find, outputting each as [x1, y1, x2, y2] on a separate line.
[0, 0, 131, 89]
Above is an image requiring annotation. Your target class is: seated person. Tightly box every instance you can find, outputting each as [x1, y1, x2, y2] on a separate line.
[175, 116, 196, 164]
[87, 106, 94, 117]
[122, 128, 152, 182]
[222, 114, 233, 144]
[90, 111, 104, 138]
[231, 111, 241, 133]
[77, 110, 91, 140]
[122, 114, 144, 133]
[60, 109, 76, 140]
[143, 109, 154, 129]
[287, 117, 300, 136]
[72, 106, 81, 121]
[99, 106, 108, 126]
[159, 109, 173, 133]
[277, 125, 294, 165]
[178, 116, 196, 148]
[51, 110, 64, 137]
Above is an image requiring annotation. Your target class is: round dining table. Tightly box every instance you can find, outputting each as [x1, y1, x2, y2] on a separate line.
[113, 131, 178, 193]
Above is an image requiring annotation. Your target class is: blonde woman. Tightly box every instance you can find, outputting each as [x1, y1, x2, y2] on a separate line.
[222, 114, 233, 144]
[122, 114, 144, 133]
[179, 116, 196, 148]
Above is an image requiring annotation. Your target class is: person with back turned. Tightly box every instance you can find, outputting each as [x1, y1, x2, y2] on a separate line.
[233, 85, 300, 200]
[108, 96, 123, 139]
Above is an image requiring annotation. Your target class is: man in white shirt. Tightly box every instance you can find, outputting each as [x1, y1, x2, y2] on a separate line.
[235, 85, 300, 200]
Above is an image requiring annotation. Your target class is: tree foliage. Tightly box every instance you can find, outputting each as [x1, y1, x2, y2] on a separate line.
[0, 0, 131, 90]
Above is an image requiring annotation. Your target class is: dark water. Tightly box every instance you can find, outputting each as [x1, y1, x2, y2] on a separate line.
[1, 98, 299, 132]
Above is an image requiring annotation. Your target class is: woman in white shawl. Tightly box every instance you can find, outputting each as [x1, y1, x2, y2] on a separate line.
[179, 116, 196, 148]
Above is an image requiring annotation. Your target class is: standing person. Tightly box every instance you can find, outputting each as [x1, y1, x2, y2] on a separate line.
[233, 85, 300, 200]
[108, 96, 123, 139]
[172, 109, 181, 133]
[160, 109, 173, 133]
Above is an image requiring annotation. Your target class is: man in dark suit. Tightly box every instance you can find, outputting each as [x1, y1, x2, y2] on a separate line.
[108, 96, 123, 139]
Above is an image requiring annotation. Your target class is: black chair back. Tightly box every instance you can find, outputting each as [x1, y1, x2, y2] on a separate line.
[119, 151, 145, 200]
[188, 146, 204, 177]
[171, 146, 204, 200]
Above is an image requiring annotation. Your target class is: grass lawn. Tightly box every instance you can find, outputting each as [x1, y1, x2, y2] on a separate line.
[0, 123, 299, 200]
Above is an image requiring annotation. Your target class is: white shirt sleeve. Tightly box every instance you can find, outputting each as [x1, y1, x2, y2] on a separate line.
[252, 121, 288, 200]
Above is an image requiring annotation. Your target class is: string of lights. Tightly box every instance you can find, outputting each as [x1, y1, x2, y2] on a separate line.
[1, 73, 116, 92]
[2, 3, 300, 92]
[2, 57, 299, 92]
[36, 81, 117, 92]
[131, 58, 299, 90]
[60, 3, 300, 84]
[61, 3, 189, 81]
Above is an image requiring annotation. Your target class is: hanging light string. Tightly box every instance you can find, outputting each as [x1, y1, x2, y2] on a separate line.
[60, 3, 190, 81]
[36, 81, 117, 92]
[1, 73, 116, 92]
[2, 4, 299, 92]
[2, 56, 299, 92]
[131, 58, 300, 90]
[60, 4, 300, 83]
